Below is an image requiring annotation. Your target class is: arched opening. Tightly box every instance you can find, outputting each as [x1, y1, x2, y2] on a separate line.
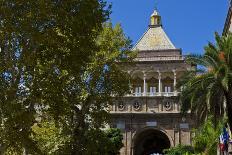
[133, 129, 171, 155]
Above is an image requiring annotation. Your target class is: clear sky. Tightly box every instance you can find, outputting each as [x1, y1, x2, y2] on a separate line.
[107, 0, 229, 55]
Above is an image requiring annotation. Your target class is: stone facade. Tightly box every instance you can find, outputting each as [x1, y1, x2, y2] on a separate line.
[223, 2, 232, 154]
[110, 10, 195, 155]
[223, 1, 232, 35]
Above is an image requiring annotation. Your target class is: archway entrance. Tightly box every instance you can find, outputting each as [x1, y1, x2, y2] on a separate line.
[134, 129, 171, 155]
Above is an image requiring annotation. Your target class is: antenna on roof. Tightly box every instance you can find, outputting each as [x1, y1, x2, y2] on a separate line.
[154, 0, 158, 10]
[150, 1, 162, 27]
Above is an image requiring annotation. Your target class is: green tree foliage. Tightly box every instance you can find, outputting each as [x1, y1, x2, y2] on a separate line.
[165, 118, 223, 155]
[82, 128, 124, 155]
[193, 117, 223, 155]
[32, 120, 123, 155]
[46, 22, 132, 155]
[178, 33, 232, 130]
[164, 145, 194, 155]
[0, 0, 132, 154]
[105, 128, 124, 155]
[32, 119, 68, 154]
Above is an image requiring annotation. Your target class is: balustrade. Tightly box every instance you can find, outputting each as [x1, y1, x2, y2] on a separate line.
[128, 70, 178, 97]
[135, 55, 185, 62]
[126, 91, 179, 97]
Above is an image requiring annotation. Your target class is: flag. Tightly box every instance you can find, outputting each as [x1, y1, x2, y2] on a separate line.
[219, 127, 230, 152]
[219, 134, 225, 151]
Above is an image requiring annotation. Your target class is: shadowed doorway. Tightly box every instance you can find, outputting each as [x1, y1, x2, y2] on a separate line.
[133, 129, 171, 155]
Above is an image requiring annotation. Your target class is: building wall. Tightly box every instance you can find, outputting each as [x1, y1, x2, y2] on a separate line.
[111, 112, 194, 155]
[223, 3, 232, 35]
[110, 8, 196, 154]
[111, 90, 195, 154]
[110, 57, 195, 155]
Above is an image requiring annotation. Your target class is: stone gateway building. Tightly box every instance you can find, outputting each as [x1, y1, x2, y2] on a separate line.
[223, 0, 232, 35]
[110, 10, 195, 155]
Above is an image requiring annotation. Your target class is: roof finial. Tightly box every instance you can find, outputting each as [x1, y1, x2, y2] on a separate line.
[154, 0, 158, 10]
[150, 2, 162, 27]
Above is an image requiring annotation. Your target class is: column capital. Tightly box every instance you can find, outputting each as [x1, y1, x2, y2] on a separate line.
[172, 70, 177, 78]
[142, 71, 147, 77]
[172, 69, 176, 73]
[157, 71, 162, 79]
[174, 72, 177, 77]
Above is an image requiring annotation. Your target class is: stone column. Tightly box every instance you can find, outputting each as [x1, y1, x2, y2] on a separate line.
[143, 72, 146, 96]
[128, 70, 133, 95]
[158, 71, 162, 95]
[173, 69, 177, 93]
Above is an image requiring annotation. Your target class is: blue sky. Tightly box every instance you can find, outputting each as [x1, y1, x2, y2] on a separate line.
[107, 0, 229, 55]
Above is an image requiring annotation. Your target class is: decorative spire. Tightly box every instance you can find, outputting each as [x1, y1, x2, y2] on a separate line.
[150, 9, 162, 27]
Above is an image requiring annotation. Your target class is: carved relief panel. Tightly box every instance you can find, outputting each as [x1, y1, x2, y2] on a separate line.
[112, 97, 180, 113]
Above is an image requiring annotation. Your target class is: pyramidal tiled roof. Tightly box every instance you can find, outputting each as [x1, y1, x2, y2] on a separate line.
[133, 26, 176, 51]
[133, 10, 176, 51]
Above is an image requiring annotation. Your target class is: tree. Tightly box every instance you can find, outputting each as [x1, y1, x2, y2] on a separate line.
[105, 128, 124, 155]
[0, 0, 132, 154]
[33, 120, 124, 155]
[164, 145, 194, 155]
[178, 33, 232, 130]
[31, 119, 68, 154]
[164, 117, 223, 155]
[193, 117, 223, 155]
[80, 128, 124, 155]
[49, 23, 132, 155]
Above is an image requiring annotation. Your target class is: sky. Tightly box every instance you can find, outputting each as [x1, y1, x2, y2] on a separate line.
[106, 0, 230, 55]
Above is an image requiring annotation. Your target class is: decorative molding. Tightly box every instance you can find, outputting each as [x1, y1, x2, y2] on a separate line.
[133, 100, 141, 111]
[118, 101, 125, 111]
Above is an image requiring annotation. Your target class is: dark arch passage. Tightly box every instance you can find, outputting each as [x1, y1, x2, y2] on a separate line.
[134, 129, 171, 155]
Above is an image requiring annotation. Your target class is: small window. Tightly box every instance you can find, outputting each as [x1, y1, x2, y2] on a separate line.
[150, 87, 156, 96]
[164, 86, 171, 92]
[116, 120, 125, 129]
[180, 123, 189, 129]
[135, 86, 142, 96]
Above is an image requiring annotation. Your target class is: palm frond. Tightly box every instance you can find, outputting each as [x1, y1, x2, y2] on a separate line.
[179, 33, 232, 127]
